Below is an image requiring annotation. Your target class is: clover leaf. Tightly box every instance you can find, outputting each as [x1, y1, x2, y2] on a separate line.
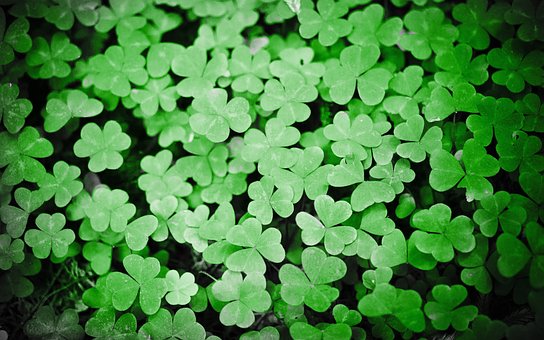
[289, 322, 352, 340]
[260, 73, 318, 125]
[496, 131, 544, 175]
[189, 88, 251, 143]
[0, 234, 24, 270]
[359, 203, 396, 236]
[0, 9, 31, 65]
[435, 44, 489, 88]
[384, 66, 423, 120]
[410, 203, 476, 262]
[370, 229, 407, 268]
[45, 0, 100, 30]
[74, 121, 131, 173]
[347, 4, 402, 47]
[248, 176, 294, 225]
[473, 191, 527, 237]
[24, 212, 76, 259]
[517, 91, 544, 133]
[324, 45, 392, 105]
[85, 311, 139, 339]
[297, 0, 352, 46]
[458, 234, 492, 294]
[296, 194, 356, 255]
[241, 326, 280, 340]
[212, 271, 271, 328]
[424, 284, 478, 331]
[504, 0, 544, 42]
[279, 247, 346, 312]
[0, 127, 53, 185]
[458, 315, 508, 340]
[125, 215, 158, 251]
[26, 32, 81, 79]
[369, 159, 416, 194]
[96, 0, 146, 38]
[143, 109, 193, 147]
[399, 7, 458, 60]
[0, 187, 44, 238]
[165, 270, 198, 306]
[201, 172, 248, 204]
[351, 180, 396, 212]
[327, 157, 365, 187]
[452, 0, 492, 50]
[194, 18, 245, 51]
[83, 186, 136, 233]
[83, 240, 115, 275]
[225, 217, 285, 274]
[172, 46, 227, 97]
[150, 195, 180, 242]
[269, 47, 325, 86]
[394, 115, 443, 163]
[24, 306, 84, 340]
[229, 45, 271, 94]
[139, 308, 206, 340]
[0, 256, 39, 302]
[130, 75, 178, 117]
[37, 161, 83, 208]
[44, 89, 104, 133]
[106, 254, 167, 315]
[0, 83, 32, 133]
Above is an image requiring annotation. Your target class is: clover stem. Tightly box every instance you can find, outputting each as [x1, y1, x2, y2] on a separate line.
[198, 271, 218, 282]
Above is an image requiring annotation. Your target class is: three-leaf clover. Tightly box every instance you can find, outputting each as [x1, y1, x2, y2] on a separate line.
[25, 32, 81, 79]
[95, 0, 146, 38]
[0, 127, 53, 185]
[44, 89, 104, 133]
[410, 203, 476, 262]
[473, 191, 527, 237]
[247, 176, 294, 225]
[74, 121, 131, 172]
[296, 194, 356, 255]
[225, 218, 285, 274]
[434, 44, 489, 88]
[189, 88, 251, 143]
[24, 213, 76, 259]
[370, 229, 407, 268]
[347, 4, 402, 47]
[106, 254, 167, 315]
[369, 159, 416, 194]
[212, 271, 272, 328]
[130, 75, 179, 117]
[37, 161, 83, 207]
[297, 0, 352, 46]
[45, 0, 100, 30]
[83, 186, 136, 232]
[229, 45, 271, 94]
[142, 109, 193, 147]
[0, 9, 32, 65]
[139, 308, 206, 340]
[0, 83, 32, 133]
[424, 284, 478, 331]
[24, 306, 84, 340]
[269, 47, 325, 86]
[0, 234, 24, 270]
[279, 247, 346, 312]
[394, 115, 443, 163]
[0, 187, 44, 238]
[175, 137, 228, 187]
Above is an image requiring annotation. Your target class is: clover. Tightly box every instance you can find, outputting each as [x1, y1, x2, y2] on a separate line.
[297, 0, 352, 46]
[44, 89, 104, 133]
[130, 75, 178, 117]
[0, 187, 44, 238]
[370, 229, 407, 268]
[260, 73, 318, 125]
[164, 270, 198, 306]
[497, 131, 544, 175]
[45, 0, 100, 30]
[0, 83, 32, 134]
[24, 306, 84, 340]
[24, 213, 76, 259]
[0, 9, 32, 65]
[188, 88, 251, 143]
[458, 234, 492, 294]
[229, 45, 271, 94]
[106, 254, 167, 315]
[504, 0, 544, 42]
[37, 161, 83, 208]
[295, 194, 356, 255]
[383, 65, 424, 120]
[142, 109, 193, 147]
[139, 308, 206, 340]
[225, 217, 285, 274]
[289, 322, 352, 340]
[83, 186, 136, 233]
[394, 112, 442, 162]
[434, 44, 489, 88]
[85, 311, 139, 339]
[269, 47, 325, 86]
[200, 172, 248, 204]
[410, 203, 476, 262]
[175, 137, 228, 187]
[424, 284, 478, 331]
[516, 93, 544, 133]
[279, 247, 347, 312]
[347, 3, 402, 48]
[0, 127, 53, 185]
[0, 234, 24, 270]
[248, 176, 294, 225]
[369, 159, 416, 194]
[212, 271, 272, 328]
[0, 256, 39, 302]
[351, 180, 397, 212]
[473, 191, 527, 237]
[95, 0, 147, 38]
[324, 45, 392, 106]
[74, 120, 131, 173]
[194, 18, 245, 51]
[25, 32, 81, 79]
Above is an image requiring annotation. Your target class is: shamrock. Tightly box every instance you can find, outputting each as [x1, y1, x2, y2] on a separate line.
[324, 45, 392, 106]
[172, 46, 227, 98]
[37, 161, 83, 207]
[497, 222, 544, 288]
[0, 234, 24, 270]
[212, 271, 272, 328]
[347, 4, 402, 47]
[194, 18, 245, 51]
[429, 139, 499, 201]
[175, 137, 228, 187]
[497, 131, 544, 175]
[139, 308, 206, 340]
[164, 270, 198, 305]
[297, 0, 352, 46]
[0, 256, 39, 302]
[0, 187, 44, 238]
[248, 176, 294, 225]
[289, 322, 352, 340]
[295, 194, 356, 255]
[24, 213, 76, 259]
[85, 311, 139, 339]
[0, 83, 32, 133]
[504, 0, 544, 42]
[370, 229, 407, 268]
[88, 45, 148, 97]
[44, 89, 104, 133]
[139, 149, 192, 203]
[25, 32, 81, 79]
[269, 47, 325, 86]
[399, 7, 458, 60]
[242, 118, 300, 175]
[130, 75, 178, 117]
[95, 0, 147, 38]
[83, 240, 115, 275]
[83, 186, 136, 233]
[45, 0, 100, 30]
[198, 202, 236, 245]
[225, 218, 285, 273]
[150, 195, 180, 242]
[0, 9, 32, 65]
[434, 44, 489, 88]
[473, 191, 527, 237]
[260, 73, 318, 125]
[143, 109, 193, 147]
[73, 121, 131, 173]
[271, 146, 332, 201]
[369, 159, 416, 194]
[358, 283, 425, 333]
[229, 45, 271, 94]
[189, 88, 251, 143]
[200, 172, 248, 204]
[146, 43, 183, 78]
[487, 39, 544, 93]
[279, 247, 347, 312]
[466, 96, 523, 146]
[458, 234, 492, 294]
[106, 254, 167, 315]
[424, 284, 478, 331]
[181, 205, 210, 252]
[516, 93, 544, 133]
[24, 306, 84, 340]
[327, 157, 365, 188]
[457, 315, 508, 340]
[351, 180, 396, 212]
[452, 0, 492, 50]
[383, 65, 423, 120]
[0, 127, 54, 185]
[333, 304, 362, 326]
[410, 203, 476, 262]
[324, 111, 384, 160]
[359, 203, 396, 236]
[393, 115, 443, 163]
[125, 215, 158, 251]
